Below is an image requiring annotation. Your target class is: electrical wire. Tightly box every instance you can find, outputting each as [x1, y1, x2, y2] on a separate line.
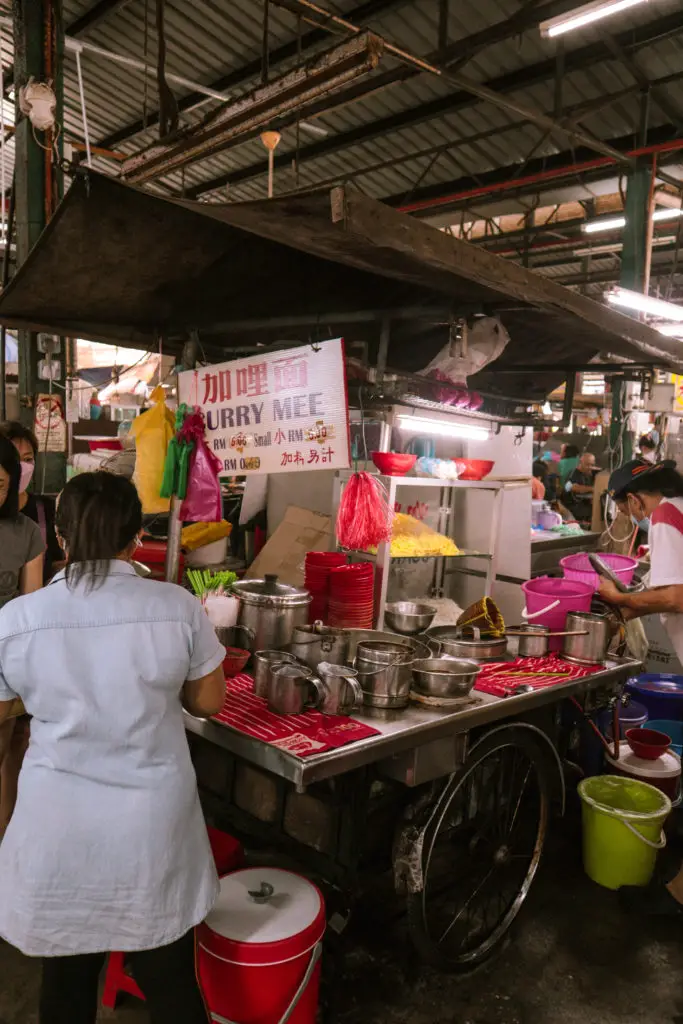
[51, 348, 158, 393]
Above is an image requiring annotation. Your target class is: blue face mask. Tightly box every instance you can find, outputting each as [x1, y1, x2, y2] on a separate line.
[631, 515, 650, 533]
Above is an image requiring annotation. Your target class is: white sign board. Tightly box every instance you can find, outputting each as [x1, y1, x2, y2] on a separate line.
[178, 339, 351, 476]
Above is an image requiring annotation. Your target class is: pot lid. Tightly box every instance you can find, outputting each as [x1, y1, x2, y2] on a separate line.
[205, 868, 323, 945]
[628, 673, 683, 697]
[233, 574, 311, 606]
[607, 742, 682, 778]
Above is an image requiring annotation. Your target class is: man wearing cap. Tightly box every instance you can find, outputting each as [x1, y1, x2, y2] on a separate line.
[599, 457, 683, 915]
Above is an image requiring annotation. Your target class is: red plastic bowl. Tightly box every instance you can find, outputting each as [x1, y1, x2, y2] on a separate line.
[223, 647, 250, 677]
[455, 458, 495, 481]
[371, 451, 417, 476]
[625, 727, 672, 760]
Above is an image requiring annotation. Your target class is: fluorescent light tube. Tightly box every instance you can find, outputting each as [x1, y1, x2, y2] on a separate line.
[652, 208, 683, 223]
[657, 323, 683, 338]
[606, 287, 683, 321]
[540, 0, 648, 38]
[397, 415, 490, 440]
[573, 235, 676, 257]
[582, 216, 627, 234]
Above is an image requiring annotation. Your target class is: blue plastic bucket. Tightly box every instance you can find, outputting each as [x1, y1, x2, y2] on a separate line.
[645, 720, 683, 757]
[626, 675, 683, 722]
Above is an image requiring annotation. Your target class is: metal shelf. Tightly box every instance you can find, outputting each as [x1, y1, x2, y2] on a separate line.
[345, 549, 493, 560]
[335, 470, 518, 491]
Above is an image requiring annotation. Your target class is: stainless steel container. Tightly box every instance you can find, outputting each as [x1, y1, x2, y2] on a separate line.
[562, 612, 611, 665]
[267, 663, 323, 715]
[289, 623, 350, 670]
[384, 601, 437, 636]
[514, 624, 551, 658]
[425, 626, 507, 661]
[316, 663, 363, 716]
[345, 629, 431, 663]
[411, 657, 480, 699]
[252, 650, 297, 698]
[355, 640, 416, 710]
[232, 574, 311, 652]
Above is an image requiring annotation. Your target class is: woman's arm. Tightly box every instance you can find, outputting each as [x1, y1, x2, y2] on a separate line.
[20, 553, 44, 595]
[182, 665, 226, 718]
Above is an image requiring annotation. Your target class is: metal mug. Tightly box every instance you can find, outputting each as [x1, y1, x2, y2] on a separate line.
[252, 650, 297, 698]
[267, 663, 324, 715]
[316, 663, 363, 716]
[562, 612, 611, 665]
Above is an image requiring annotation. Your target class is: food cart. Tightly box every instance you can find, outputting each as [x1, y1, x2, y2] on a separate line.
[0, 170, 678, 969]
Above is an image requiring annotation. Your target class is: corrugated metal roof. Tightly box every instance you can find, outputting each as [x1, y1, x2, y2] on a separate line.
[0, 0, 680, 294]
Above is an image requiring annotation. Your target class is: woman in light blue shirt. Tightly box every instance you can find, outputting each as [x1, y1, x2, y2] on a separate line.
[0, 472, 226, 1024]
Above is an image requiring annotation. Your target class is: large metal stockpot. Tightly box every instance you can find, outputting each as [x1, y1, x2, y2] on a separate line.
[289, 622, 350, 670]
[562, 612, 611, 666]
[231, 574, 311, 652]
[355, 640, 416, 710]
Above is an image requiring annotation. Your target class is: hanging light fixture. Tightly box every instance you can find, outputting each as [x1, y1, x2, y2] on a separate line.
[606, 287, 683, 321]
[260, 130, 281, 199]
[540, 0, 649, 38]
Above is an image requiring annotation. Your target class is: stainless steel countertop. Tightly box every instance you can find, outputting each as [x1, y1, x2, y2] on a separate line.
[184, 656, 640, 789]
[530, 529, 601, 548]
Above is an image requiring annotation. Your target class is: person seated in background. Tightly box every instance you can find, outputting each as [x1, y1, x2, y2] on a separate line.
[532, 459, 547, 500]
[558, 443, 580, 488]
[564, 451, 597, 524]
[0, 421, 63, 583]
[638, 433, 658, 464]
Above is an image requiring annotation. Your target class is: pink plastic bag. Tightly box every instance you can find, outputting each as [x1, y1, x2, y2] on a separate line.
[180, 437, 222, 522]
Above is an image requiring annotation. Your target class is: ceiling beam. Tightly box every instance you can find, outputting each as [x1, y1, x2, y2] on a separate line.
[95, 0, 408, 150]
[68, 0, 134, 38]
[186, 9, 683, 199]
[602, 35, 683, 133]
[383, 124, 682, 217]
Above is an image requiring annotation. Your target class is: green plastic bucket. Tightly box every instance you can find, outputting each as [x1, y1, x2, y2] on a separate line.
[577, 775, 671, 890]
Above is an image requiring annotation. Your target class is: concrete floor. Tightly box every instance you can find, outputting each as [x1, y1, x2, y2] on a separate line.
[0, 831, 681, 1024]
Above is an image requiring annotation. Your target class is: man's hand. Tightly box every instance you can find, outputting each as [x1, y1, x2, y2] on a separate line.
[597, 579, 624, 605]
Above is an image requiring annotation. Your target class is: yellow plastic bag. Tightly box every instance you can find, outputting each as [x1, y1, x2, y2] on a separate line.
[131, 386, 175, 514]
[181, 520, 232, 552]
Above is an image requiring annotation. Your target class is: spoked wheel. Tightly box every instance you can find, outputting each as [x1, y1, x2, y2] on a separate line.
[406, 727, 551, 971]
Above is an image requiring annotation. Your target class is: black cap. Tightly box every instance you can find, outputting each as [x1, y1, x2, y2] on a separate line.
[608, 459, 677, 499]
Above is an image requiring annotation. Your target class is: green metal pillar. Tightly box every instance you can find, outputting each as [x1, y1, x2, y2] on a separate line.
[13, 0, 65, 493]
[609, 92, 653, 464]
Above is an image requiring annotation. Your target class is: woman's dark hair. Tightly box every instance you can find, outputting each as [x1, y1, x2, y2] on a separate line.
[622, 466, 683, 501]
[563, 444, 579, 459]
[532, 460, 548, 481]
[0, 435, 20, 519]
[56, 472, 142, 589]
[0, 420, 38, 458]
[639, 434, 656, 451]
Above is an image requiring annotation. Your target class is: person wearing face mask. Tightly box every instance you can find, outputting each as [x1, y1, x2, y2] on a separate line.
[0, 421, 63, 583]
[0, 435, 45, 838]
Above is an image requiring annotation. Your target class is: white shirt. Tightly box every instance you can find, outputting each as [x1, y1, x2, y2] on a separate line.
[0, 562, 224, 956]
[649, 497, 683, 664]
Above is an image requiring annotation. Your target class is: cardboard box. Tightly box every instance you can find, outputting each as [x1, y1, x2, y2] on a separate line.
[246, 505, 332, 586]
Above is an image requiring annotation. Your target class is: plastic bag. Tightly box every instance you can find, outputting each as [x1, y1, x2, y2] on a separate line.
[131, 386, 175, 514]
[180, 437, 223, 522]
[420, 318, 509, 409]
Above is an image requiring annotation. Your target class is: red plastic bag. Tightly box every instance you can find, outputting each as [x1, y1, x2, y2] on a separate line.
[180, 437, 222, 522]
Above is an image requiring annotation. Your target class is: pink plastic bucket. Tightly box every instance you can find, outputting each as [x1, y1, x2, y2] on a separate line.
[560, 553, 637, 592]
[521, 577, 594, 649]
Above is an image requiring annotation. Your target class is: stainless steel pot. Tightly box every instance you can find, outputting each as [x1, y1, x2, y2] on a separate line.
[513, 624, 550, 658]
[316, 663, 363, 716]
[562, 612, 611, 665]
[290, 622, 350, 670]
[232, 574, 311, 652]
[425, 625, 507, 661]
[345, 629, 431, 663]
[411, 658, 480, 699]
[355, 640, 416, 710]
[252, 650, 297, 698]
[267, 663, 323, 715]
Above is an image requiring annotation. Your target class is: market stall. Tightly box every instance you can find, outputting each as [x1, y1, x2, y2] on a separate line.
[1, 169, 680, 971]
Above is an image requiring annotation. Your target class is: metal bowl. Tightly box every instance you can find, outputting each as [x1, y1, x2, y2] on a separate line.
[411, 657, 480, 698]
[385, 601, 437, 635]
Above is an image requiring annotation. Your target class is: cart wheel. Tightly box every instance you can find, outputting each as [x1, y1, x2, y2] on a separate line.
[406, 726, 550, 971]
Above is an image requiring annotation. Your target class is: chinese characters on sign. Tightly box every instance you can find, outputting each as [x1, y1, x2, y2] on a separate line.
[178, 339, 351, 476]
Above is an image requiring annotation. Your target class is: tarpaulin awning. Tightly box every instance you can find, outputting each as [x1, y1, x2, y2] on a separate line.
[0, 171, 680, 400]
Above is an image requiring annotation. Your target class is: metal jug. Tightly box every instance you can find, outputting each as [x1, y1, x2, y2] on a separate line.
[355, 640, 415, 710]
[267, 663, 324, 715]
[316, 663, 363, 716]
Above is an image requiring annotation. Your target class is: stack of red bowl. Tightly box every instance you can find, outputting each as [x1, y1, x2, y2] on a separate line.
[328, 562, 375, 629]
[304, 552, 346, 622]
